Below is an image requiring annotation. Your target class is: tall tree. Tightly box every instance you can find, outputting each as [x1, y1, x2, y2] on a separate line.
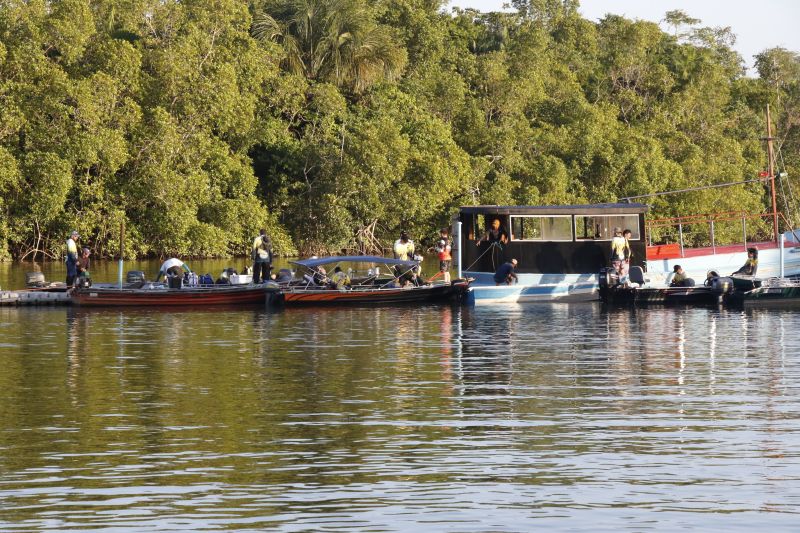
[251, 0, 407, 93]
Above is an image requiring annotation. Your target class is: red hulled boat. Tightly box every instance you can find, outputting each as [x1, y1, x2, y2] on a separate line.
[279, 256, 472, 306]
[71, 283, 282, 307]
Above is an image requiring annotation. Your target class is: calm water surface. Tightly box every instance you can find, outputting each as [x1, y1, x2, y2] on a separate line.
[1, 264, 800, 530]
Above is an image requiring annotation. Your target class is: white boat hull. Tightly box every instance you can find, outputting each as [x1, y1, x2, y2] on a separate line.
[466, 235, 800, 304]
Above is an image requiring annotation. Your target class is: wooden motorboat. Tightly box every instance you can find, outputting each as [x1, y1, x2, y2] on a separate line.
[71, 283, 282, 307]
[279, 256, 472, 305]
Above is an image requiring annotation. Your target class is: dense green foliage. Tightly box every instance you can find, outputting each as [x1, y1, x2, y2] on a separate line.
[0, 0, 798, 260]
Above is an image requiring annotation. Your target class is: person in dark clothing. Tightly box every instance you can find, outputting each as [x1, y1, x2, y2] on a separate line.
[494, 259, 518, 285]
[477, 218, 509, 246]
[76, 247, 92, 287]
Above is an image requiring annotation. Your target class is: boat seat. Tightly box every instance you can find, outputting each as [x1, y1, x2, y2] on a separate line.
[629, 266, 645, 286]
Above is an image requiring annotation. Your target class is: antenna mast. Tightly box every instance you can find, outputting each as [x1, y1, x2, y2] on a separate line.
[766, 105, 779, 242]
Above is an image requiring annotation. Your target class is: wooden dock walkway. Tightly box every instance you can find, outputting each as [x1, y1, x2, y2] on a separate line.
[0, 290, 72, 306]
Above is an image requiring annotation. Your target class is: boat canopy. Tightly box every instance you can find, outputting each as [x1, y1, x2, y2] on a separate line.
[291, 255, 419, 269]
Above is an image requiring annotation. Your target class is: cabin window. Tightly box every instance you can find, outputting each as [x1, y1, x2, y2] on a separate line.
[510, 215, 573, 241]
[478, 215, 510, 239]
[575, 215, 640, 240]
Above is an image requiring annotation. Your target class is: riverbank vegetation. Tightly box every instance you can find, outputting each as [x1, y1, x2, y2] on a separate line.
[0, 0, 798, 260]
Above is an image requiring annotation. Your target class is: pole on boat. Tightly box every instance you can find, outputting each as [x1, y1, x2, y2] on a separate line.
[766, 105, 779, 243]
[118, 220, 125, 288]
[780, 233, 785, 278]
[456, 221, 462, 280]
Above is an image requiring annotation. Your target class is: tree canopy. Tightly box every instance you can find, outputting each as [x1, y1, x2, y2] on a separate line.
[0, 0, 798, 260]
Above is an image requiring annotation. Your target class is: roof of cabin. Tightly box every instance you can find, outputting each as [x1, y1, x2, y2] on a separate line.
[459, 203, 648, 215]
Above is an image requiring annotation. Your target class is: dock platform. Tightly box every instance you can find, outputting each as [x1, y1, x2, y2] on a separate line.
[0, 290, 72, 306]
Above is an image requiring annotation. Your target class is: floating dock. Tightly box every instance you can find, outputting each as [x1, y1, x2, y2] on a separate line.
[0, 289, 72, 306]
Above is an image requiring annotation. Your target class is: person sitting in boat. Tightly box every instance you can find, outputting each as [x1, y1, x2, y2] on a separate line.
[668, 265, 695, 287]
[610, 227, 630, 279]
[476, 218, 508, 246]
[330, 266, 350, 289]
[493, 258, 518, 285]
[732, 247, 758, 276]
[156, 258, 191, 282]
[216, 267, 238, 284]
[275, 268, 294, 284]
[302, 266, 329, 286]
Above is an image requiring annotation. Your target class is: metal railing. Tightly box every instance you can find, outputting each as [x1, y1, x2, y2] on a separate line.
[646, 211, 779, 256]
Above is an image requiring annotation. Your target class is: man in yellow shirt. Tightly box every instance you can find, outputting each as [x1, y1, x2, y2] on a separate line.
[65, 230, 79, 287]
[251, 229, 272, 283]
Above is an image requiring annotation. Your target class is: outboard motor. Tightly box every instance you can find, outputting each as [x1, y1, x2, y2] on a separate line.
[25, 271, 46, 287]
[126, 270, 146, 284]
[598, 267, 620, 290]
[710, 276, 734, 304]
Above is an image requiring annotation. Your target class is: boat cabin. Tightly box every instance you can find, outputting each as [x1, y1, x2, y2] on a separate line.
[457, 203, 648, 275]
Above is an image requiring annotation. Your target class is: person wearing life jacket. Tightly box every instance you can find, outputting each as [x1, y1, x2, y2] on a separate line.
[65, 230, 79, 287]
[435, 227, 453, 283]
[331, 266, 350, 289]
[732, 247, 758, 276]
[610, 227, 630, 278]
[393, 230, 415, 261]
[251, 229, 273, 283]
[393, 230, 419, 286]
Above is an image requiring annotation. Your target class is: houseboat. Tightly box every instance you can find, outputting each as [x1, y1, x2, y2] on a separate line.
[454, 204, 800, 304]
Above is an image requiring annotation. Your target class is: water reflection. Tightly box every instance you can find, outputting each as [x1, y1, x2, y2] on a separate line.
[1, 304, 800, 530]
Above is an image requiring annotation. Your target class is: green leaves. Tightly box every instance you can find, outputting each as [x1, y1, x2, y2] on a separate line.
[0, 1, 797, 261]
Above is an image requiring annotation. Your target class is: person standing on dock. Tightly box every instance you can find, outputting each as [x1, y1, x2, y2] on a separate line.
[65, 230, 79, 287]
[251, 229, 273, 283]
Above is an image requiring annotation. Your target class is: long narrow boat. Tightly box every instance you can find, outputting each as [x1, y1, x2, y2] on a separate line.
[728, 277, 800, 307]
[71, 283, 282, 307]
[279, 256, 472, 305]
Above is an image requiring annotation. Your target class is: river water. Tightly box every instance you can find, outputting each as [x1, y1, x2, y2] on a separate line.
[1, 261, 800, 530]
